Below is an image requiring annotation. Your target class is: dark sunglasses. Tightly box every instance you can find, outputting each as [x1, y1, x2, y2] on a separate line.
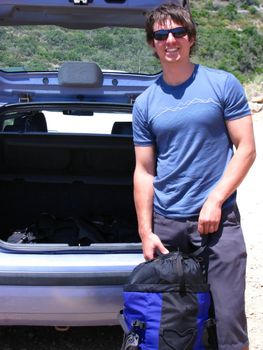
[153, 27, 188, 41]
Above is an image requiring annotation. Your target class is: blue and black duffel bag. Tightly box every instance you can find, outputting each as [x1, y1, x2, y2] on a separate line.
[119, 248, 216, 350]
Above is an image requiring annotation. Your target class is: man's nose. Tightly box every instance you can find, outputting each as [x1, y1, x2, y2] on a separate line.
[166, 32, 176, 42]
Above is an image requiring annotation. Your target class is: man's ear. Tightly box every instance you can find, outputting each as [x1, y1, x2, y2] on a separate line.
[149, 39, 155, 49]
[150, 42, 159, 60]
[149, 40, 157, 56]
[189, 37, 195, 47]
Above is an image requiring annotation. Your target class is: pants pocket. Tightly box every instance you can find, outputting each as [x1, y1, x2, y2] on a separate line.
[160, 327, 197, 350]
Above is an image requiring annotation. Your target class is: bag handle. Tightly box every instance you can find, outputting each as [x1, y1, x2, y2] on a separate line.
[189, 245, 207, 257]
[156, 244, 207, 259]
[156, 245, 208, 293]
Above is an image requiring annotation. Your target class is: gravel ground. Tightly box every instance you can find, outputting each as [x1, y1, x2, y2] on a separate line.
[0, 325, 123, 350]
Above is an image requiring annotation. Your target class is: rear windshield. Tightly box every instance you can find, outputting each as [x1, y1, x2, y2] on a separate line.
[0, 26, 161, 74]
[1, 109, 132, 135]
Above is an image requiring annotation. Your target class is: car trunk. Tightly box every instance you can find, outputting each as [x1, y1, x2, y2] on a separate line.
[0, 121, 139, 248]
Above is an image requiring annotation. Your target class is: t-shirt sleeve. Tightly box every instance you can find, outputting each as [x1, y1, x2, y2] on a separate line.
[223, 73, 251, 120]
[132, 99, 154, 146]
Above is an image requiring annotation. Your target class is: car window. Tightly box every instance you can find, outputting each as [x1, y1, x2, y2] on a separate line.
[0, 110, 133, 135]
[45, 111, 132, 134]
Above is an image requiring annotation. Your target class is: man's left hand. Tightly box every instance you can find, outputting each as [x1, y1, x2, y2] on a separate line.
[198, 200, 222, 234]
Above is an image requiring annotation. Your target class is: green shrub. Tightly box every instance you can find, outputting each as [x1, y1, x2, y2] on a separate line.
[0, 1, 262, 82]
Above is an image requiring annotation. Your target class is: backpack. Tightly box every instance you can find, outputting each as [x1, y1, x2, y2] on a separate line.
[119, 249, 217, 350]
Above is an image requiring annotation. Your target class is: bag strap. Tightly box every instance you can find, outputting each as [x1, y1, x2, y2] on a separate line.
[190, 245, 207, 257]
[157, 244, 207, 259]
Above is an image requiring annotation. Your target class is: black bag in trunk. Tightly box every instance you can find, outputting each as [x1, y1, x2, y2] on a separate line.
[7, 213, 105, 246]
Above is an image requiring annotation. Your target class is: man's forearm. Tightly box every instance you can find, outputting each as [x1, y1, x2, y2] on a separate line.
[133, 169, 154, 239]
[207, 142, 256, 206]
[134, 168, 169, 259]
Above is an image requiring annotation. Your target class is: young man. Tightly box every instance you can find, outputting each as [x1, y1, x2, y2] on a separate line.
[133, 3, 256, 350]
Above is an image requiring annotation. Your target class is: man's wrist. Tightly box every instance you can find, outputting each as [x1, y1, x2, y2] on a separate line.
[138, 228, 153, 240]
[206, 192, 225, 207]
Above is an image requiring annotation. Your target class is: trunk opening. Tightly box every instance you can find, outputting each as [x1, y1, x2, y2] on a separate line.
[0, 131, 139, 246]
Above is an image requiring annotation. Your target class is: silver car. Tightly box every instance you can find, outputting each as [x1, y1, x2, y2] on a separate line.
[0, 0, 190, 327]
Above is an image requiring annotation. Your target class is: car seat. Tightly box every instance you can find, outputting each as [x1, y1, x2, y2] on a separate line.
[111, 122, 132, 135]
[4, 112, 47, 132]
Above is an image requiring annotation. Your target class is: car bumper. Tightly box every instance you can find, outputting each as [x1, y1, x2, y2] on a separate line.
[0, 250, 144, 326]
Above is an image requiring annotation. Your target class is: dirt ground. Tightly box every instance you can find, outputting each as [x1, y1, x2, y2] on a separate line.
[238, 112, 263, 350]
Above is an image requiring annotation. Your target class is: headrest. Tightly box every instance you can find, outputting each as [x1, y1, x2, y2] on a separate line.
[4, 112, 47, 133]
[111, 122, 133, 135]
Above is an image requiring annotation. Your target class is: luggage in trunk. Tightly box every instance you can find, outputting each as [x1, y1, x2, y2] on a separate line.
[0, 131, 139, 246]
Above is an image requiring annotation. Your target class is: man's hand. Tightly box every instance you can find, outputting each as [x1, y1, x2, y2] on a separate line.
[198, 200, 222, 235]
[142, 232, 169, 260]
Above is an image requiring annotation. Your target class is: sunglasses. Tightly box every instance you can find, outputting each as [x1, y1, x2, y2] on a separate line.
[153, 27, 188, 41]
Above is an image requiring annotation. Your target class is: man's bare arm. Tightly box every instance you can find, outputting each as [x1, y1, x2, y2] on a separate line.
[198, 115, 256, 234]
[134, 145, 169, 259]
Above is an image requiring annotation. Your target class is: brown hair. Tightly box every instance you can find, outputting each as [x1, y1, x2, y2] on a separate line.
[145, 3, 197, 55]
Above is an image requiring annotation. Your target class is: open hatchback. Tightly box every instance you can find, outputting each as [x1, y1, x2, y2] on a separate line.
[0, 0, 189, 327]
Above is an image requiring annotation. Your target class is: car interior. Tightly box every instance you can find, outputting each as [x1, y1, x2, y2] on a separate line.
[0, 109, 138, 246]
[0, 61, 138, 248]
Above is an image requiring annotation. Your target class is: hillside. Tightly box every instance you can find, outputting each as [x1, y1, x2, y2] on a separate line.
[0, 0, 262, 83]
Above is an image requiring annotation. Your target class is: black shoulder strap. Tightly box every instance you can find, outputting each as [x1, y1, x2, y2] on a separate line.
[190, 245, 207, 258]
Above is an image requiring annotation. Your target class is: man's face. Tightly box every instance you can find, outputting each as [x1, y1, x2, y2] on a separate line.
[151, 18, 194, 65]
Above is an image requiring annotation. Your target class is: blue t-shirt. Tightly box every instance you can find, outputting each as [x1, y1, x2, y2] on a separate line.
[133, 64, 250, 218]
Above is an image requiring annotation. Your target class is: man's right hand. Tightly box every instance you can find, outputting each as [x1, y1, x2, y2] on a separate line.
[142, 232, 169, 260]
